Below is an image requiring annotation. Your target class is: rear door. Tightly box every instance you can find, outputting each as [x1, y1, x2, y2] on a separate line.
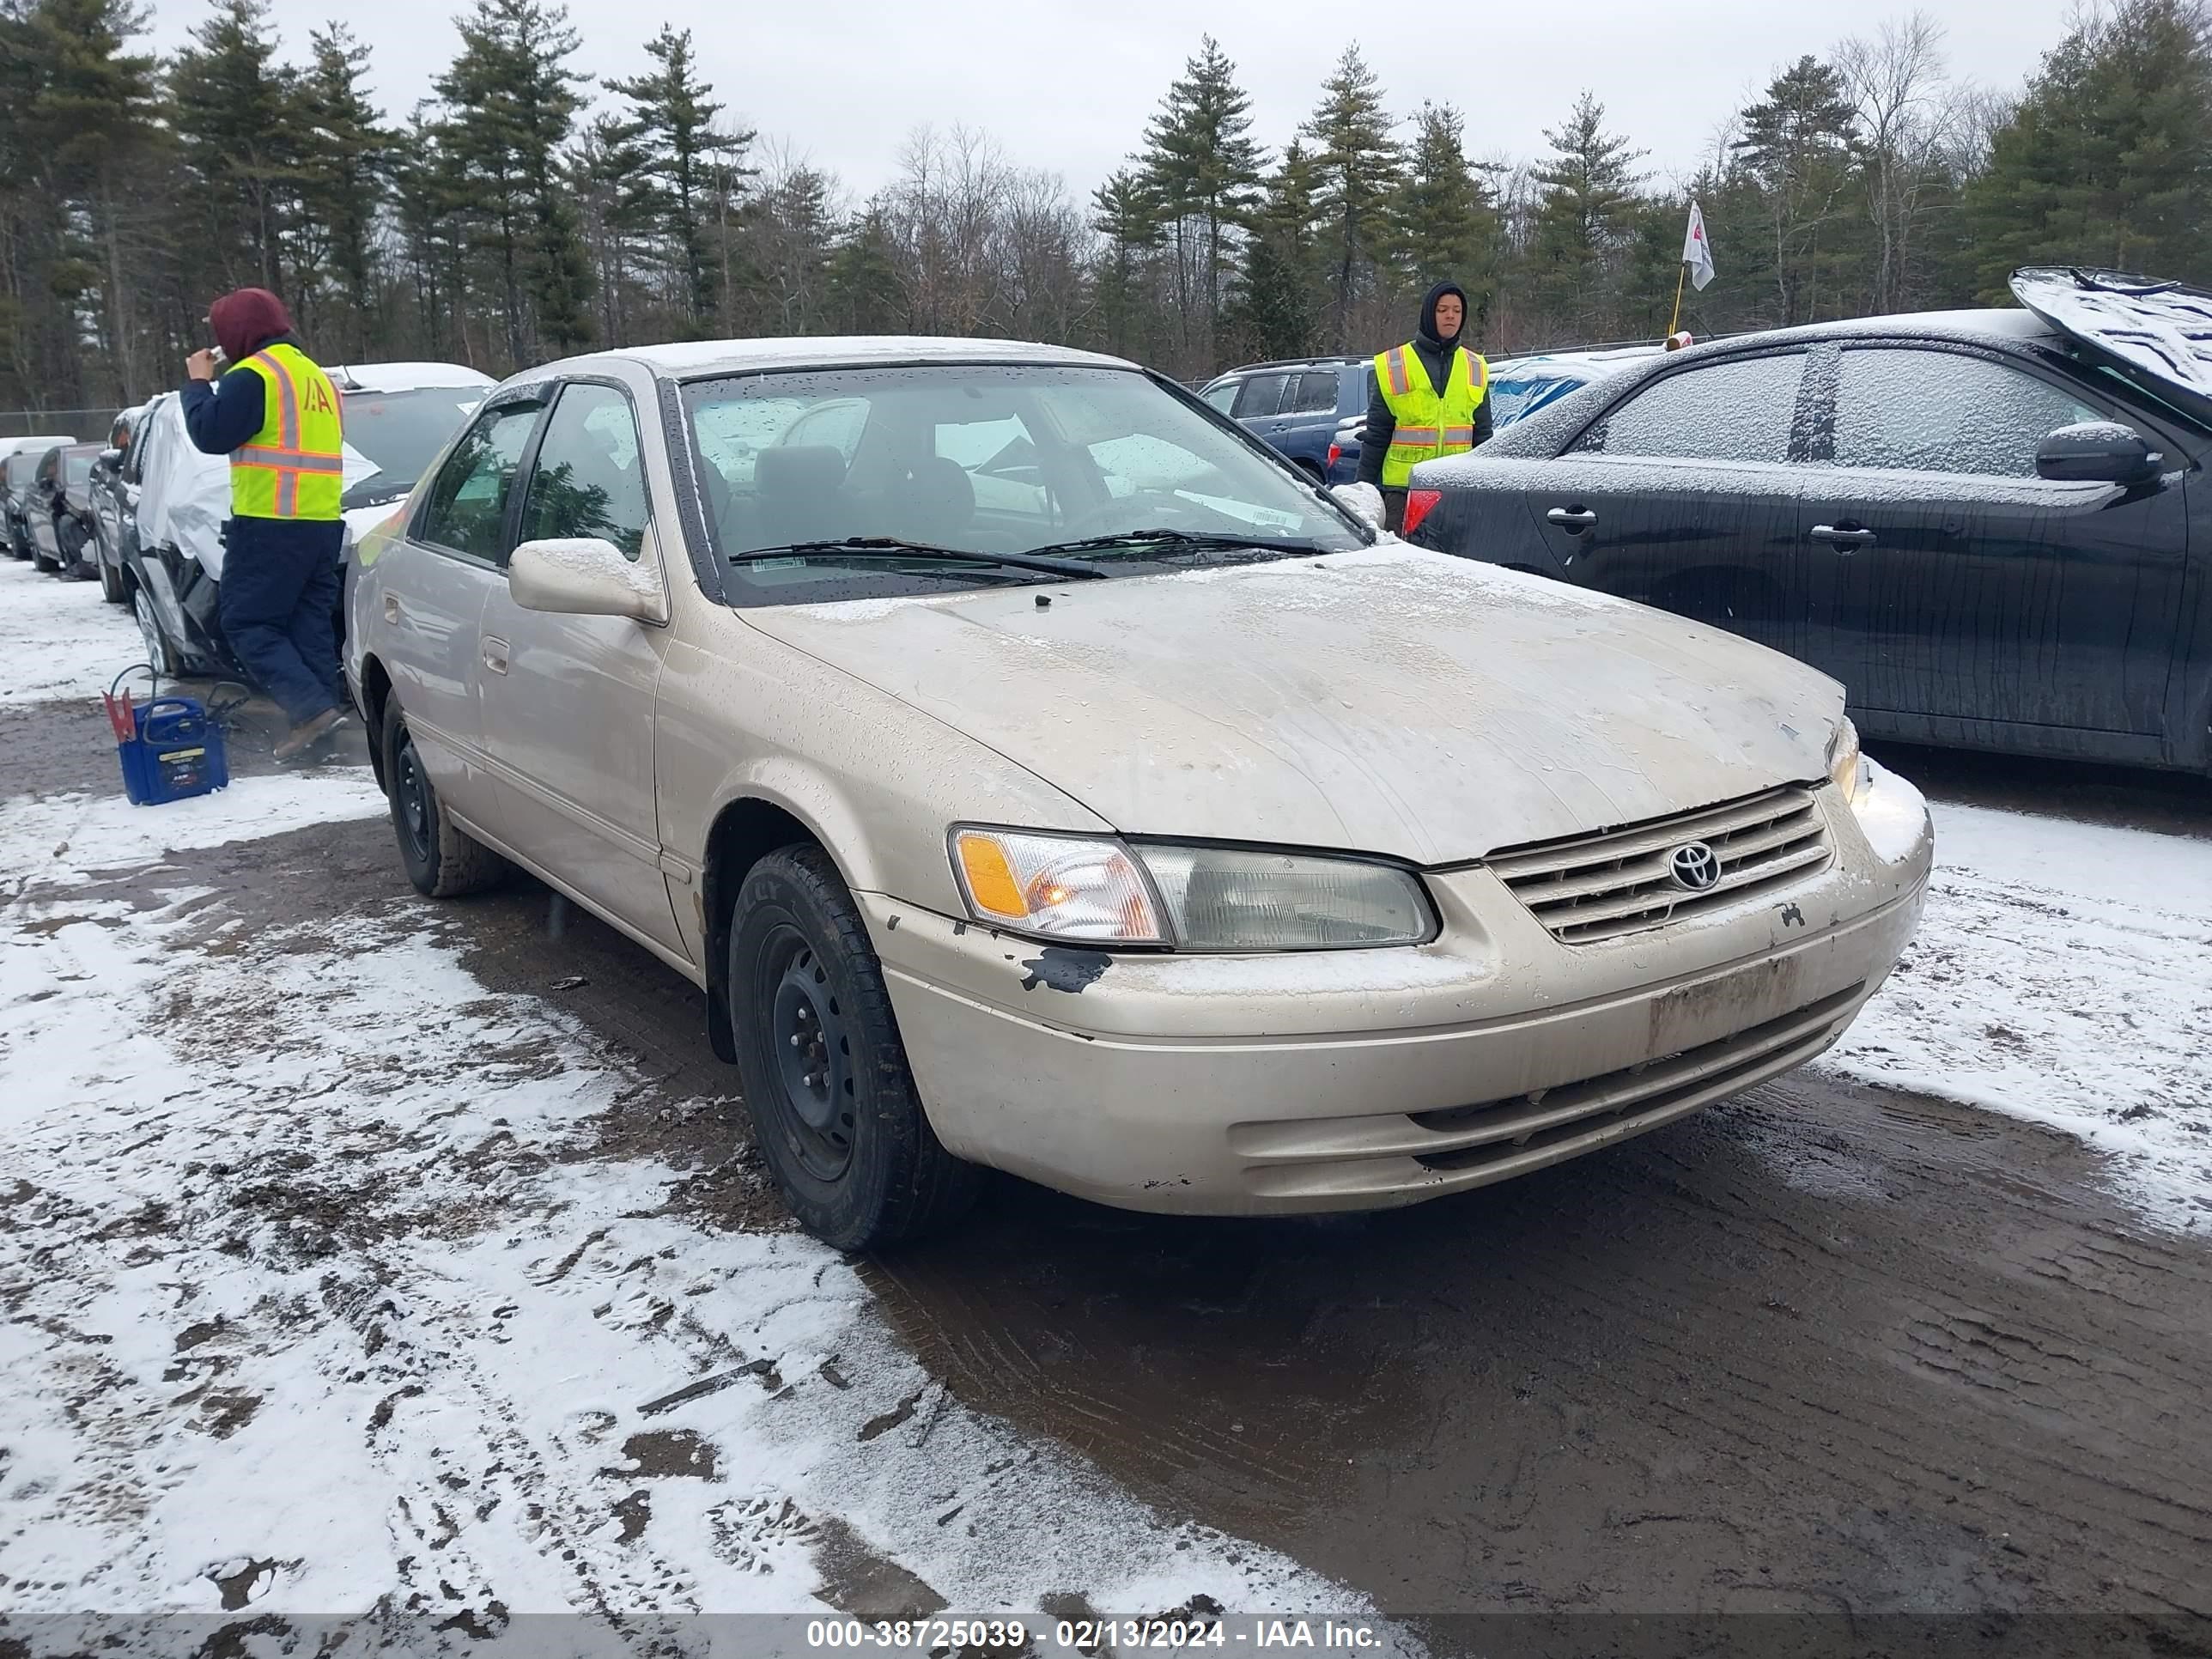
[1526, 349, 1817, 659]
[1798, 343, 2188, 744]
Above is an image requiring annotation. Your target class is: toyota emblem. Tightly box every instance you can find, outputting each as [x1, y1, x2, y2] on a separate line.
[1668, 841, 1723, 892]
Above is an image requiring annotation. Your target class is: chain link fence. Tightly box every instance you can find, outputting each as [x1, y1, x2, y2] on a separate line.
[0, 409, 126, 442]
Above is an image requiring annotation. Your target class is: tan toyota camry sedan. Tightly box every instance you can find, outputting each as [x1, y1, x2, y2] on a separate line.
[346, 337, 1933, 1249]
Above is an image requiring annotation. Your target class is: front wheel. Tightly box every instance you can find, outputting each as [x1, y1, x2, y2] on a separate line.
[380, 698, 508, 897]
[97, 544, 125, 603]
[728, 846, 981, 1249]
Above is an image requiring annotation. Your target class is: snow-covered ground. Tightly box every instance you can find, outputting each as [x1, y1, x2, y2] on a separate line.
[1825, 798, 2212, 1228]
[0, 556, 149, 706]
[3, 568, 2209, 1644]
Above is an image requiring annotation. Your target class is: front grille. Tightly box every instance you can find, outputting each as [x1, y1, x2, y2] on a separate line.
[1488, 784, 1832, 944]
[1407, 981, 1866, 1173]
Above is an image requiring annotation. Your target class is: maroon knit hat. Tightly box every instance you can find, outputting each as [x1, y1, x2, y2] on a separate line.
[208, 288, 293, 362]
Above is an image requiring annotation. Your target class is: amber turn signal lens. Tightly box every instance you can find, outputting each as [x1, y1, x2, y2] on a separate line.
[955, 831, 1028, 919]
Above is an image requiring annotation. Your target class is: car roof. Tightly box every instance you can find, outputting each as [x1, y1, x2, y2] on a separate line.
[0, 434, 76, 460]
[1208, 356, 1367, 380]
[530, 335, 1142, 383]
[328, 360, 496, 393]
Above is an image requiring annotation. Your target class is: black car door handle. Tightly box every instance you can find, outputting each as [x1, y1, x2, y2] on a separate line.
[1546, 507, 1597, 530]
[1811, 524, 1877, 546]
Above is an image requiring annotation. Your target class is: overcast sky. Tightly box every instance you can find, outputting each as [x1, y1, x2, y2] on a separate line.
[147, 0, 2069, 208]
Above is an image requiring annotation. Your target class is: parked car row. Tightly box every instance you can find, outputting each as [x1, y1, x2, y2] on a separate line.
[2, 433, 99, 579]
[3, 365, 495, 692]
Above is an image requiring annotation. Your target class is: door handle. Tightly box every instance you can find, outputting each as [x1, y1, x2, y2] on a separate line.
[1810, 525, 1877, 548]
[383, 593, 400, 623]
[1546, 507, 1598, 531]
[481, 636, 509, 675]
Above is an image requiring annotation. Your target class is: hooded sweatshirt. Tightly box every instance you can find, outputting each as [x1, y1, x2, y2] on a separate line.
[1356, 281, 1494, 488]
[181, 288, 306, 459]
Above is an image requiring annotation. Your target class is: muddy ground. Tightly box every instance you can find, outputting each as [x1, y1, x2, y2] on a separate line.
[8, 696, 2211, 1653]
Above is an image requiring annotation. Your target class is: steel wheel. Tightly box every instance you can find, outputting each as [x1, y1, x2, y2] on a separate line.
[762, 927, 857, 1182]
[392, 726, 434, 869]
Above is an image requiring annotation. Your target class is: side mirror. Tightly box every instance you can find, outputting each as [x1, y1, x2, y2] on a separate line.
[100, 447, 123, 466]
[2036, 422, 2162, 485]
[508, 537, 667, 623]
[1328, 481, 1386, 530]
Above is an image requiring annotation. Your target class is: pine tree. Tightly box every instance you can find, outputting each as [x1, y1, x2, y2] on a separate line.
[295, 24, 391, 359]
[1960, 0, 2212, 295]
[0, 0, 165, 404]
[435, 0, 594, 365]
[576, 112, 662, 344]
[1732, 56, 1860, 324]
[1091, 167, 1164, 361]
[1138, 35, 1264, 366]
[391, 109, 473, 362]
[1301, 45, 1402, 349]
[168, 0, 301, 296]
[823, 208, 902, 334]
[1226, 141, 1320, 364]
[1391, 102, 1498, 333]
[609, 25, 753, 335]
[1525, 91, 1647, 341]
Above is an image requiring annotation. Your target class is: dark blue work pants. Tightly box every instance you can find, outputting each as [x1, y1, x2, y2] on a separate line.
[217, 516, 344, 724]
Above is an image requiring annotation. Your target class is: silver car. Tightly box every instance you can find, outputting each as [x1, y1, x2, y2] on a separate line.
[346, 337, 1933, 1249]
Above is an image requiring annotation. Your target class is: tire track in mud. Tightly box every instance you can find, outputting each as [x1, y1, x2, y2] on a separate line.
[1, 817, 1402, 1650]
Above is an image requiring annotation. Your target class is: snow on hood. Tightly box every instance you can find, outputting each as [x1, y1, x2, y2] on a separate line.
[744, 544, 1846, 864]
[135, 392, 382, 580]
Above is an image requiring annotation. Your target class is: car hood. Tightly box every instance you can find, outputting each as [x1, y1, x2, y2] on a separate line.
[742, 544, 1847, 864]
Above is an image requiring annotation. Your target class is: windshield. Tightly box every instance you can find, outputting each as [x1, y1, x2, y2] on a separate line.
[342, 386, 486, 501]
[681, 362, 1366, 605]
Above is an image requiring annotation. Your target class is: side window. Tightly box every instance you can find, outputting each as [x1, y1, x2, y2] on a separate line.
[1232, 374, 1290, 418]
[1286, 371, 1340, 416]
[519, 383, 651, 560]
[417, 399, 543, 562]
[1202, 380, 1241, 414]
[1833, 347, 2103, 477]
[1571, 353, 1807, 464]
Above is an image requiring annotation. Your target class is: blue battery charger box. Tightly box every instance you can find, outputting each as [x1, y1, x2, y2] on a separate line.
[117, 696, 228, 805]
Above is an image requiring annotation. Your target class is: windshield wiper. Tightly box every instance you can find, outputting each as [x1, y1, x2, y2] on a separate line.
[1021, 527, 1333, 560]
[727, 537, 1109, 580]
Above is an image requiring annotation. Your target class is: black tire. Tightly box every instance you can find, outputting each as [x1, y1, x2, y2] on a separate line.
[380, 697, 508, 898]
[728, 845, 981, 1250]
[33, 547, 59, 574]
[131, 584, 181, 678]
[97, 546, 125, 603]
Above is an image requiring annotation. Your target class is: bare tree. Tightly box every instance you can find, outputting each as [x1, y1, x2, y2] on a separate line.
[1836, 12, 1951, 312]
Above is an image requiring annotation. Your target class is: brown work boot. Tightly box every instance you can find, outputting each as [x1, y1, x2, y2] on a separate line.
[273, 707, 350, 765]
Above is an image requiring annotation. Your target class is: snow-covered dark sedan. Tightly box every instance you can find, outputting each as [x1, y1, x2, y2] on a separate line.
[1407, 269, 2212, 775]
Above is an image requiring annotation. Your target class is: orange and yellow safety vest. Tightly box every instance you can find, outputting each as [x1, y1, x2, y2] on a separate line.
[230, 343, 343, 521]
[1372, 343, 1489, 488]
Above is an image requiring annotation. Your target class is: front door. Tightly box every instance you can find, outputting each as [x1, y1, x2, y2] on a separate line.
[380, 395, 547, 830]
[476, 378, 684, 957]
[1800, 343, 2188, 743]
[1529, 349, 1817, 660]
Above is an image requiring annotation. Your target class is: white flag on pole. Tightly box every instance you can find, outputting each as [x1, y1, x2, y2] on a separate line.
[1683, 203, 1716, 290]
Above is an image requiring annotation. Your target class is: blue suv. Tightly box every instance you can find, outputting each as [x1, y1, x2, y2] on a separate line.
[1200, 357, 1373, 484]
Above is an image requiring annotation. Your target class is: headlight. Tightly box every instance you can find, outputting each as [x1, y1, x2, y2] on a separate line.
[950, 828, 1435, 951]
[1826, 717, 1870, 805]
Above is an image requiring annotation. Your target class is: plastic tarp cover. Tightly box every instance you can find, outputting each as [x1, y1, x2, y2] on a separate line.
[135, 391, 380, 580]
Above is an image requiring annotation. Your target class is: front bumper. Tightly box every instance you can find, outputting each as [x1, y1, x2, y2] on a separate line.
[871, 766, 1934, 1215]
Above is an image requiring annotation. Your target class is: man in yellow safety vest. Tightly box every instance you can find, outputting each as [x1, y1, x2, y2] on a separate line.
[182, 286, 352, 763]
[1356, 282, 1493, 532]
